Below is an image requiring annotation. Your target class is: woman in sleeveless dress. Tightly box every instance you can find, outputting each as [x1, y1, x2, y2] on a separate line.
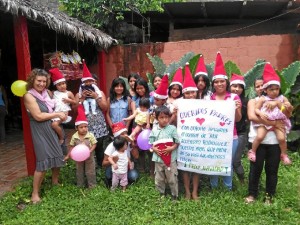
[24, 69, 67, 204]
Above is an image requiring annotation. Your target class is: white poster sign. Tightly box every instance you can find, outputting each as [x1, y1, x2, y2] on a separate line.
[177, 99, 235, 176]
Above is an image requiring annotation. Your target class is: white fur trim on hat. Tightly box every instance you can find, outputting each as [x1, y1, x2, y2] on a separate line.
[153, 138, 173, 146]
[53, 78, 66, 85]
[212, 75, 228, 80]
[113, 128, 128, 137]
[230, 80, 245, 87]
[263, 80, 280, 89]
[195, 72, 208, 77]
[153, 93, 168, 99]
[182, 87, 198, 93]
[75, 121, 88, 126]
[81, 77, 95, 82]
[169, 81, 182, 87]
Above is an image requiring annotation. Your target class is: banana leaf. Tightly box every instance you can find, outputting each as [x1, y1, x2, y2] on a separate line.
[225, 61, 241, 80]
[188, 54, 201, 77]
[119, 76, 130, 91]
[280, 61, 300, 95]
[177, 52, 195, 68]
[146, 53, 166, 75]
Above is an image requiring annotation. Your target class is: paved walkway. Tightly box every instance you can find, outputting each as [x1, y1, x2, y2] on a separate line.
[0, 128, 73, 197]
[0, 128, 26, 197]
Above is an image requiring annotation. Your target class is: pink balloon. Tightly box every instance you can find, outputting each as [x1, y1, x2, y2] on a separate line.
[70, 144, 90, 162]
[137, 129, 152, 150]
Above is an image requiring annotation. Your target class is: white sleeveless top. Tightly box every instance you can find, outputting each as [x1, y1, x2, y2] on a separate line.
[53, 90, 71, 112]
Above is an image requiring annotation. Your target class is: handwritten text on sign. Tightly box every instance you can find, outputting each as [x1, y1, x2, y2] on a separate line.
[177, 99, 235, 176]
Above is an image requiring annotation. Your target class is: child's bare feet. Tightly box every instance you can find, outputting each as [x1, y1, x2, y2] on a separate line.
[31, 194, 41, 204]
[247, 150, 256, 162]
[185, 192, 191, 200]
[280, 153, 292, 165]
[192, 192, 199, 201]
[124, 135, 134, 143]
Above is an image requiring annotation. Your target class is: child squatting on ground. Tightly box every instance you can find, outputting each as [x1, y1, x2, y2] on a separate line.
[149, 105, 180, 201]
[123, 97, 151, 142]
[65, 105, 97, 188]
[108, 136, 133, 191]
[78, 62, 102, 115]
[49, 68, 76, 144]
[248, 63, 293, 165]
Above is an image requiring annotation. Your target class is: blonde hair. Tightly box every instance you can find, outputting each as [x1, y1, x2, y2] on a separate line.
[26, 68, 51, 90]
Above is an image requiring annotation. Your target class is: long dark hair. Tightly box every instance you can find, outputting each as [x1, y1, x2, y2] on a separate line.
[109, 78, 129, 102]
[194, 74, 211, 99]
[134, 78, 150, 98]
[128, 73, 140, 83]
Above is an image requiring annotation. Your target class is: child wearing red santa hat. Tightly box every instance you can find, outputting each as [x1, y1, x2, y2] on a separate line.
[78, 61, 102, 115]
[149, 105, 180, 201]
[49, 68, 76, 144]
[65, 105, 98, 188]
[248, 63, 293, 165]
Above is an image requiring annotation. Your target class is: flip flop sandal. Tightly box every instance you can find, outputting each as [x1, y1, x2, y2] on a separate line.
[244, 196, 255, 204]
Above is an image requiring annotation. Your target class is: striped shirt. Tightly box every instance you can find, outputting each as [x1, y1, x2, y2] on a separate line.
[149, 124, 180, 163]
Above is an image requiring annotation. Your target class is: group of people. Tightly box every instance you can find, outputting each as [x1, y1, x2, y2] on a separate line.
[23, 52, 293, 205]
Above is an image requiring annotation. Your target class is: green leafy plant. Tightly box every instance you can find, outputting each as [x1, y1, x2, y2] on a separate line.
[146, 52, 300, 144]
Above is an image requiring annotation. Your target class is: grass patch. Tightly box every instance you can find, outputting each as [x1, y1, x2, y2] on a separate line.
[0, 153, 299, 225]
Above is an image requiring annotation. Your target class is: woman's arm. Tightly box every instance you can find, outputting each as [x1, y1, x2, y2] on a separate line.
[95, 91, 108, 111]
[146, 112, 150, 129]
[106, 98, 113, 128]
[248, 99, 283, 130]
[169, 107, 177, 126]
[64, 145, 73, 161]
[234, 99, 242, 122]
[24, 92, 66, 122]
[65, 91, 77, 106]
[123, 110, 137, 121]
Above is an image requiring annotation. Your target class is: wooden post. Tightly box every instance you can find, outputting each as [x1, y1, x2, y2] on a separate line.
[13, 16, 35, 176]
[98, 51, 107, 94]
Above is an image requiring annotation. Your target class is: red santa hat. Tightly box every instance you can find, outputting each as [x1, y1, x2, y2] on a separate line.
[213, 52, 227, 81]
[75, 105, 88, 126]
[263, 62, 281, 89]
[230, 73, 245, 87]
[153, 74, 169, 99]
[81, 61, 95, 82]
[49, 68, 66, 85]
[112, 122, 128, 137]
[170, 67, 183, 87]
[195, 55, 208, 77]
[153, 138, 173, 170]
[182, 64, 198, 93]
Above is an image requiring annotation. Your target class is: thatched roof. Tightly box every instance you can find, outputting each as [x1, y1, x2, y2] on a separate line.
[0, 0, 117, 50]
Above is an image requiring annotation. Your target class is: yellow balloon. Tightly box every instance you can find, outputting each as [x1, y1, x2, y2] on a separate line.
[11, 80, 27, 97]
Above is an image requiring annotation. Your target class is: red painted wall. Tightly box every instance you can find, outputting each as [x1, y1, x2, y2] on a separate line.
[104, 34, 300, 93]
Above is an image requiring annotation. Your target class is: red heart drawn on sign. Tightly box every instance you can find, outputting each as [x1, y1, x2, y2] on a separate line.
[181, 120, 185, 124]
[196, 118, 205, 125]
[219, 122, 225, 126]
